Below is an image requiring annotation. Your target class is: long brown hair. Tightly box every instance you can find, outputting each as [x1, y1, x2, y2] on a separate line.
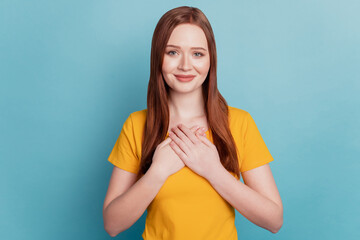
[137, 6, 240, 180]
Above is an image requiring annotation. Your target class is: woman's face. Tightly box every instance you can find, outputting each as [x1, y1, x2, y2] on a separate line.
[162, 23, 210, 94]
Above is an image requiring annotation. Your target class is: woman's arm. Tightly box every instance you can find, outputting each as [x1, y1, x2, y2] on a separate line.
[104, 126, 204, 237]
[103, 166, 166, 237]
[207, 163, 283, 233]
[168, 124, 283, 233]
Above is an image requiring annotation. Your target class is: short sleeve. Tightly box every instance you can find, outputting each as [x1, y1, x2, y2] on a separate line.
[108, 114, 140, 173]
[240, 112, 274, 172]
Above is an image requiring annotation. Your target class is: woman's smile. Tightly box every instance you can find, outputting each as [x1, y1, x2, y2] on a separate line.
[174, 74, 196, 82]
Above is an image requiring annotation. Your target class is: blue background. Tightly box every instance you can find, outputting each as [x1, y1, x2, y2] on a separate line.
[1, 0, 359, 239]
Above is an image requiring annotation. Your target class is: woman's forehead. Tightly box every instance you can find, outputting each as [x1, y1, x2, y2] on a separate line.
[166, 24, 208, 50]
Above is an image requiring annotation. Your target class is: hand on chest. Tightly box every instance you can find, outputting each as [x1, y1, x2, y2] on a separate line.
[168, 116, 209, 133]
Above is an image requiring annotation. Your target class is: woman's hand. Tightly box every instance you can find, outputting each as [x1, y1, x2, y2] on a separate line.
[151, 125, 206, 180]
[168, 124, 224, 180]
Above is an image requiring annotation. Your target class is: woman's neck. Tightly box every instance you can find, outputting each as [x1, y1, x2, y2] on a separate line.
[168, 89, 206, 120]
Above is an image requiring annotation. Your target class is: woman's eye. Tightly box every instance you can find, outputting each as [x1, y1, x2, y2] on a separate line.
[168, 51, 177, 55]
[194, 52, 203, 57]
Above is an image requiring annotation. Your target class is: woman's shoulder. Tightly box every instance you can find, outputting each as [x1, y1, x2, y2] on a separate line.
[129, 108, 147, 118]
[227, 106, 254, 136]
[227, 105, 250, 119]
[128, 109, 147, 126]
[122, 109, 147, 141]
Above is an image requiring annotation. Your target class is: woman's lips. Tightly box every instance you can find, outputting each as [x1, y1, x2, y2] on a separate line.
[174, 74, 196, 82]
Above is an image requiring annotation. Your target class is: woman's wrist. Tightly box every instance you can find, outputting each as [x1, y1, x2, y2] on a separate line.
[148, 164, 168, 184]
[205, 163, 227, 184]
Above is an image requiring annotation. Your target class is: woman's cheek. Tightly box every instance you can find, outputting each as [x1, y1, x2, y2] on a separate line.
[194, 61, 210, 73]
[163, 57, 180, 71]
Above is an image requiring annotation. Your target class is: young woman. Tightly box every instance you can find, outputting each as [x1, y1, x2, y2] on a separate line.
[103, 6, 283, 239]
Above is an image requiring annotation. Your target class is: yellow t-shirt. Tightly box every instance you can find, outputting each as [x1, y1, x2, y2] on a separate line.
[108, 106, 274, 239]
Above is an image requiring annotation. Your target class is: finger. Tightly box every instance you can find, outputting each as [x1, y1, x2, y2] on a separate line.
[194, 126, 207, 136]
[177, 124, 201, 145]
[195, 132, 214, 148]
[163, 125, 200, 147]
[169, 140, 189, 164]
[174, 125, 202, 135]
[190, 125, 200, 132]
[190, 126, 205, 135]
[169, 131, 191, 154]
[171, 125, 194, 147]
[195, 127, 206, 135]
[159, 137, 172, 147]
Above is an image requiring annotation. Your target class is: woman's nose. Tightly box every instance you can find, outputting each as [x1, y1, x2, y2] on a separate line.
[178, 54, 191, 71]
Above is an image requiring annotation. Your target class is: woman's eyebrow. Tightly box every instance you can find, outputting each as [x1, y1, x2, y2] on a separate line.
[166, 44, 207, 51]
